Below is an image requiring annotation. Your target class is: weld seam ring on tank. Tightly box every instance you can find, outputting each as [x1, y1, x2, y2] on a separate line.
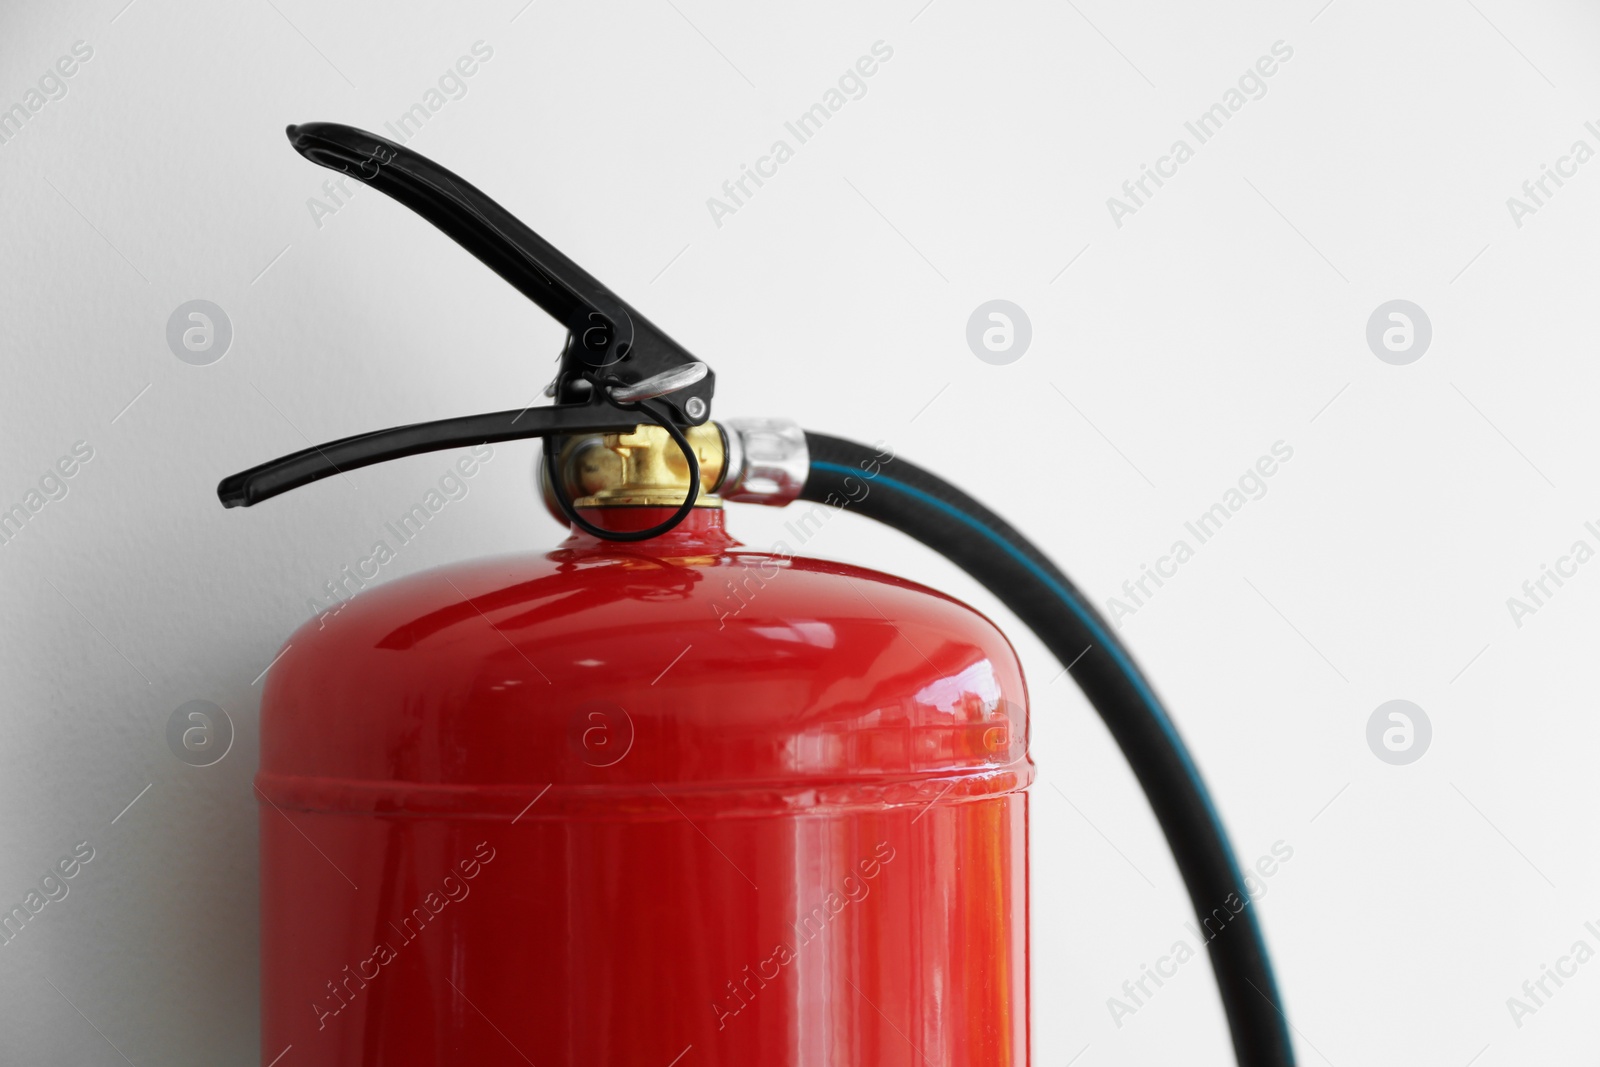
[253, 766, 1033, 819]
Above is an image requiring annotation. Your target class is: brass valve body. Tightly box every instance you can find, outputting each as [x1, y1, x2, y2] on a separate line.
[557, 423, 725, 508]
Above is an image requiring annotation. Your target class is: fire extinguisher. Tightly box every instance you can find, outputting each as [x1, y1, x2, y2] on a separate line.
[220, 123, 1295, 1067]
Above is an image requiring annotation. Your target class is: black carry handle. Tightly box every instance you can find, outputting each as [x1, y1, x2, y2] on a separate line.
[217, 403, 644, 508]
[217, 124, 714, 510]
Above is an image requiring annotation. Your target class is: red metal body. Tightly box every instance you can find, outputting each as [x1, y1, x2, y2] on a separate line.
[258, 507, 1032, 1065]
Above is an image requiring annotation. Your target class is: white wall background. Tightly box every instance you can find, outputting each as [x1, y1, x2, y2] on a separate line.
[2, 0, 1597, 1063]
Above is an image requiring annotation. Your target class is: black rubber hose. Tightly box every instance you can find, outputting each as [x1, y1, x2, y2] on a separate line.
[800, 432, 1295, 1067]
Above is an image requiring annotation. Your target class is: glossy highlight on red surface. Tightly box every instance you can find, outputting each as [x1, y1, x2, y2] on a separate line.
[258, 507, 1032, 1065]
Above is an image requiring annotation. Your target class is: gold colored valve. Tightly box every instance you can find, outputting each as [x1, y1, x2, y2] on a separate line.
[560, 423, 725, 508]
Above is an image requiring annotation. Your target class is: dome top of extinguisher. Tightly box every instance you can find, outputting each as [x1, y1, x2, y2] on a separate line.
[257, 510, 1031, 818]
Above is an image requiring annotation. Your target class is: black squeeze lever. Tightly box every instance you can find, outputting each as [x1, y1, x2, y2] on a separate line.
[216, 122, 715, 512]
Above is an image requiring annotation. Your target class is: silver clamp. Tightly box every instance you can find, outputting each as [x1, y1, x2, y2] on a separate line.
[718, 418, 808, 506]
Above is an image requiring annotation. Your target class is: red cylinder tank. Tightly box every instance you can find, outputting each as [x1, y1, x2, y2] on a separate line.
[258, 506, 1032, 1065]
